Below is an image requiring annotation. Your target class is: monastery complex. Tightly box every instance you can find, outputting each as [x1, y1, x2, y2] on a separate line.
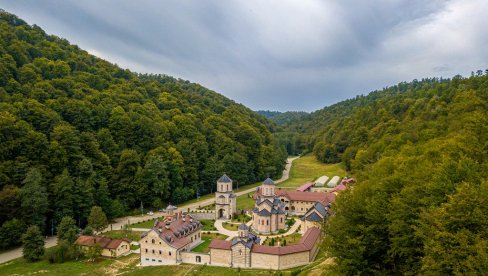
[137, 173, 353, 270]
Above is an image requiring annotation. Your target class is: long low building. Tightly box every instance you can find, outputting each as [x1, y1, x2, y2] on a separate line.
[254, 187, 335, 215]
[75, 235, 130, 258]
[209, 226, 321, 270]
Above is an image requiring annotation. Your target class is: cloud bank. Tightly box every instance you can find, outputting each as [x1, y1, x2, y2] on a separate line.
[1, 0, 487, 111]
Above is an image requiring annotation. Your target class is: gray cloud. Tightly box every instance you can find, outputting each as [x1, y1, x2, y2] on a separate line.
[1, 0, 487, 111]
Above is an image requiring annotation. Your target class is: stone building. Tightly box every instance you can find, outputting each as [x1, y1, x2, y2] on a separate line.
[208, 226, 321, 270]
[215, 174, 236, 220]
[300, 201, 329, 234]
[75, 235, 130, 258]
[140, 214, 202, 265]
[254, 185, 335, 216]
[252, 178, 286, 234]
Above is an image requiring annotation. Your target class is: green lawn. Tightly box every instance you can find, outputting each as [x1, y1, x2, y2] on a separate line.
[236, 193, 255, 210]
[0, 254, 140, 276]
[222, 222, 239, 231]
[277, 154, 347, 188]
[129, 217, 166, 229]
[231, 214, 251, 223]
[192, 233, 228, 253]
[200, 219, 217, 231]
[264, 232, 302, 246]
[102, 230, 145, 242]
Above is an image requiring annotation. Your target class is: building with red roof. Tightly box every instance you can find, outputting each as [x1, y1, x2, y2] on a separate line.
[75, 235, 130, 258]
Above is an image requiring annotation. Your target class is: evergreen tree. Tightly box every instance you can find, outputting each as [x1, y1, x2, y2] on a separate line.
[52, 170, 74, 223]
[56, 216, 78, 244]
[87, 206, 108, 233]
[22, 225, 45, 262]
[20, 168, 48, 231]
[95, 178, 112, 218]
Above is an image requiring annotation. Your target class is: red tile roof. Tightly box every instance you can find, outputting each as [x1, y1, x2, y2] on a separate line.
[251, 227, 321, 255]
[254, 188, 335, 205]
[296, 182, 315, 192]
[75, 235, 129, 249]
[208, 239, 232, 250]
[147, 214, 201, 249]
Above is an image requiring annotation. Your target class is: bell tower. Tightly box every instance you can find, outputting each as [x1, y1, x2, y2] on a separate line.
[215, 174, 236, 220]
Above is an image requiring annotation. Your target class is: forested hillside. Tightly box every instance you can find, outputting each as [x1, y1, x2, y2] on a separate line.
[282, 76, 488, 274]
[257, 110, 308, 126]
[0, 10, 286, 246]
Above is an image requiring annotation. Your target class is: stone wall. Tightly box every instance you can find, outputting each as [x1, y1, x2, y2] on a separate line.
[250, 252, 280, 269]
[189, 212, 215, 220]
[180, 251, 210, 265]
[278, 251, 310, 269]
[210, 248, 231, 266]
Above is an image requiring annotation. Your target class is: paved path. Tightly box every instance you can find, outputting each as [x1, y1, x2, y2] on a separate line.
[0, 156, 299, 264]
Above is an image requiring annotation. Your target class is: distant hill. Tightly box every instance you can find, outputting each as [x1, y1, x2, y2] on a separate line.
[279, 75, 488, 274]
[0, 10, 286, 241]
[257, 110, 308, 126]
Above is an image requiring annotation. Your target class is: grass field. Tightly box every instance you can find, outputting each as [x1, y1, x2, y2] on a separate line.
[231, 214, 251, 223]
[192, 233, 228, 253]
[236, 192, 255, 210]
[222, 222, 239, 231]
[129, 217, 166, 229]
[200, 219, 217, 231]
[264, 232, 302, 246]
[277, 154, 346, 188]
[103, 230, 145, 242]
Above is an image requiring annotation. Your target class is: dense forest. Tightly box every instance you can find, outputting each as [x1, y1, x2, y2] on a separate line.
[256, 110, 308, 126]
[279, 75, 488, 274]
[0, 10, 286, 248]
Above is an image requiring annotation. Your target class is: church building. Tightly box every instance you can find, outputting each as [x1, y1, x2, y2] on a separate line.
[252, 178, 286, 234]
[215, 174, 236, 220]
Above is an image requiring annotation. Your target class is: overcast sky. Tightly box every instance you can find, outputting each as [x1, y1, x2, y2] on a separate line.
[1, 1, 487, 111]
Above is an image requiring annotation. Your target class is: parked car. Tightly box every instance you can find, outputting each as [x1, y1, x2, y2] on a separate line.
[147, 211, 154, 215]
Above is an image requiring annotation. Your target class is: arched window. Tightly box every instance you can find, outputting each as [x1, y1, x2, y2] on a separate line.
[145, 249, 148, 253]
[280, 217, 283, 223]
[267, 220, 269, 225]
[169, 252, 172, 256]
[151, 239, 155, 244]
[152, 249, 155, 254]
[159, 250, 162, 254]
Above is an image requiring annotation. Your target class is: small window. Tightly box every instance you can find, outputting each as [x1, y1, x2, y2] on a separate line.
[145, 258, 149, 261]
[152, 239, 155, 244]
[152, 259, 155, 262]
[152, 249, 155, 254]
[158, 260, 162, 262]
[159, 250, 162, 254]
[145, 249, 148, 253]
[196, 256, 201, 263]
[169, 252, 172, 256]
[159, 242, 161, 244]
[280, 217, 283, 223]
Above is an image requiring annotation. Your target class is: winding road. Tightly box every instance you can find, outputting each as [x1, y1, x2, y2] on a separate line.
[0, 156, 299, 264]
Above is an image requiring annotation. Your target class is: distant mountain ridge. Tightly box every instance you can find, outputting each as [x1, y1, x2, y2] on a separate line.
[256, 110, 308, 126]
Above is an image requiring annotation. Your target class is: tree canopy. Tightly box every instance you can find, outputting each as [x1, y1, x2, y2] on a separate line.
[0, 10, 286, 240]
[279, 75, 488, 274]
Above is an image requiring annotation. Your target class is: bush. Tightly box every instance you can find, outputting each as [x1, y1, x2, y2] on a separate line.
[22, 225, 44, 262]
[0, 218, 25, 249]
[45, 240, 81, 263]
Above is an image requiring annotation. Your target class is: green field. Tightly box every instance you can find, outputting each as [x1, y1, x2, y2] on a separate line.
[192, 233, 228, 253]
[103, 230, 145, 242]
[222, 222, 239, 231]
[264, 232, 302, 246]
[129, 217, 163, 229]
[277, 154, 346, 188]
[200, 220, 217, 231]
[236, 193, 256, 210]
